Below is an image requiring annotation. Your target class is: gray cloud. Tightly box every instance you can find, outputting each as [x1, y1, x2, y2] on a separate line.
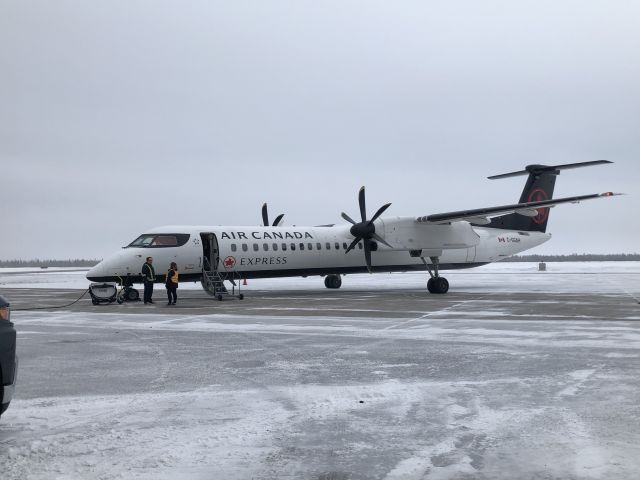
[1, 0, 638, 258]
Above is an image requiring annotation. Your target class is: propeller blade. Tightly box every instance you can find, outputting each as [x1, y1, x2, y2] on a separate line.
[363, 238, 373, 273]
[358, 186, 367, 222]
[261, 203, 269, 227]
[372, 233, 392, 248]
[272, 214, 284, 227]
[369, 202, 391, 224]
[345, 237, 361, 254]
[341, 212, 357, 225]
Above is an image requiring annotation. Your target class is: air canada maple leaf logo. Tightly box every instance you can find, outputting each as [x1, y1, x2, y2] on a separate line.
[528, 188, 549, 224]
[223, 256, 236, 269]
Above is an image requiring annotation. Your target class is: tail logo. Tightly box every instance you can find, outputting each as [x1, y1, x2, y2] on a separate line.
[528, 188, 550, 224]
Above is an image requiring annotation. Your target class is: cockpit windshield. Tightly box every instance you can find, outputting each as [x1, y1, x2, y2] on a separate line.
[127, 234, 190, 248]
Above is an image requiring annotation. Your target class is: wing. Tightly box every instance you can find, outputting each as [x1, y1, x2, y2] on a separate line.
[417, 192, 621, 225]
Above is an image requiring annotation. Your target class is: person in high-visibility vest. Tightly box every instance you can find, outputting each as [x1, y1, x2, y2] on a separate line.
[165, 262, 179, 305]
[141, 257, 155, 304]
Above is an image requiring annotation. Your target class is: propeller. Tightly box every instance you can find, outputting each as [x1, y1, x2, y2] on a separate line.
[341, 187, 392, 273]
[262, 203, 285, 227]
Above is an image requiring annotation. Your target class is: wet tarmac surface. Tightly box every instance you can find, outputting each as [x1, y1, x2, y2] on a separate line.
[2, 279, 640, 479]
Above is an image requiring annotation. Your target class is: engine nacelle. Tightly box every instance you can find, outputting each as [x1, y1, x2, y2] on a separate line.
[378, 217, 480, 251]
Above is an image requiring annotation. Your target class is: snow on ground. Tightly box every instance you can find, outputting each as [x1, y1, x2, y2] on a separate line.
[1, 263, 640, 479]
[1, 262, 640, 296]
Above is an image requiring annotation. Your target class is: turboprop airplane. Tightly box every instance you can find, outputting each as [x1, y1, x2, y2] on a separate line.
[87, 161, 620, 298]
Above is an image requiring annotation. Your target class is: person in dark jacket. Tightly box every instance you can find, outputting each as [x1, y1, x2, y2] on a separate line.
[165, 262, 179, 305]
[141, 257, 156, 304]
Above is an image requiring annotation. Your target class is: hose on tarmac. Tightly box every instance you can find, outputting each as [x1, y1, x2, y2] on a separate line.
[12, 289, 90, 311]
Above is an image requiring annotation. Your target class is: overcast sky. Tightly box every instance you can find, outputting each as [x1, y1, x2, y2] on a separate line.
[1, 0, 638, 259]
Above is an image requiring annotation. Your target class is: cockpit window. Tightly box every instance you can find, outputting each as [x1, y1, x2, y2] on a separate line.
[127, 234, 190, 248]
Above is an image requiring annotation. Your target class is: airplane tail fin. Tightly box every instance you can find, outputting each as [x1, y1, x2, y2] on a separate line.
[485, 160, 612, 233]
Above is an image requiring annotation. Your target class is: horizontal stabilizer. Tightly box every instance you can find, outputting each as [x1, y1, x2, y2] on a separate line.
[417, 192, 622, 225]
[488, 160, 612, 180]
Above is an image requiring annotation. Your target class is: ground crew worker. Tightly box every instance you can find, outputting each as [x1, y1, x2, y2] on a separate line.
[166, 262, 179, 305]
[142, 256, 155, 304]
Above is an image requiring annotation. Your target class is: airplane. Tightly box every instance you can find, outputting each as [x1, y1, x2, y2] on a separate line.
[87, 160, 620, 299]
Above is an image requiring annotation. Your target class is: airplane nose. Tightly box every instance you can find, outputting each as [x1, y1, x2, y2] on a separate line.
[86, 262, 105, 282]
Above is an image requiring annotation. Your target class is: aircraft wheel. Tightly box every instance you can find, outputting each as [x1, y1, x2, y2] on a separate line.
[435, 277, 449, 294]
[92, 298, 99, 305]
[126, 289, 139, 301]
[324, 275, 342, 289]
[239, 294, 244, 300]
[427, 277, 449, 294]
[217, 294, 223, 301]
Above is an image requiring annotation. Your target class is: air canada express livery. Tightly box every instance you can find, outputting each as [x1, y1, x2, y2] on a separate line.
[87, 161, 619, 296]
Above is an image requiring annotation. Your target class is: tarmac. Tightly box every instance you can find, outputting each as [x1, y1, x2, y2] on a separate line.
[2, 274, 640, 479]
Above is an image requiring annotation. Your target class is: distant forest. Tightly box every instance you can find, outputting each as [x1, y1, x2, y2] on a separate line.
[503, 253, 640, 262]
[1, 254, 639, 268]
[0, 259, 101, 268]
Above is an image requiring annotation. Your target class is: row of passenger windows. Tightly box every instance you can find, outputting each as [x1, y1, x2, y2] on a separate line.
[230, 242, 363, 253]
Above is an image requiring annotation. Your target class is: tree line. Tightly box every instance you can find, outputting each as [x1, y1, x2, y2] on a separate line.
[0, 259, 101, 268]
[503, 253, 640, 262]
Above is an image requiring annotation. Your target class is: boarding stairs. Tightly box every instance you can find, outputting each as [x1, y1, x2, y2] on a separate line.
[201, 270, 244, 301]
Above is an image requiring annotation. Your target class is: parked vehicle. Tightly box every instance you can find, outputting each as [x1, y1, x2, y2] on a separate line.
[0, 295, 17, 417]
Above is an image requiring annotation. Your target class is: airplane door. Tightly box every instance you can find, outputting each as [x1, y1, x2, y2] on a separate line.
[200, 233, 220, 272]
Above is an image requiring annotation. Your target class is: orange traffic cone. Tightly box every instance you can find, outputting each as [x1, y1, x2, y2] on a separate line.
[242, 278, 247, 286]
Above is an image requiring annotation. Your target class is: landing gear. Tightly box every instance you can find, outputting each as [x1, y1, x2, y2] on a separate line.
[125, 288, 139, 301]
[116, 285, 139, 304]
[421, 256, 449, 294]
[427, 277, 449, 294]
[324, 274, 342, 289]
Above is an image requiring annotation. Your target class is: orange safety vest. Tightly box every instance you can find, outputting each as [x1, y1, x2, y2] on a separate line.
[167, 270, 179, 285]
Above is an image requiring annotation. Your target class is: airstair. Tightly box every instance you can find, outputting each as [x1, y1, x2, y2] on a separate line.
[201, 269, 244, 301]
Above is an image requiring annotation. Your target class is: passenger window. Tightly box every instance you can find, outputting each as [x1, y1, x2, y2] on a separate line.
[273, 243, 278, 251]
[316, 242, 322, 250]
[300, 243, 305, 251]
[263, 243, 269, 251]
[282, 243, 287, 251]
[343, 242, 348, 250]
[242, 244, 248, 252]
[335, 242, 340, 250]
[326, 242, 331, 250]
[308, 243, 313, 250]
[231, 244, 237, 252]
[291, 243, 296, 251]
[358, 243, 363, 249]
[253, 243, 259, 252]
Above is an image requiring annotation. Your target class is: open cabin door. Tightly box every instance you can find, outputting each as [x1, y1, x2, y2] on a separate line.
[199, 233, 243, 300]
[200, 233, 220, 273]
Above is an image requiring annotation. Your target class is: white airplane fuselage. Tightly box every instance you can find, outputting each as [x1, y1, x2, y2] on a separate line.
[87, 217, 550, 284]
[86, 160, 618, 291]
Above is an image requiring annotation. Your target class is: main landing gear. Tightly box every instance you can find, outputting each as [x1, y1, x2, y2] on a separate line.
[421, 256, 449, 294]
[324, 274, 342, 289]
